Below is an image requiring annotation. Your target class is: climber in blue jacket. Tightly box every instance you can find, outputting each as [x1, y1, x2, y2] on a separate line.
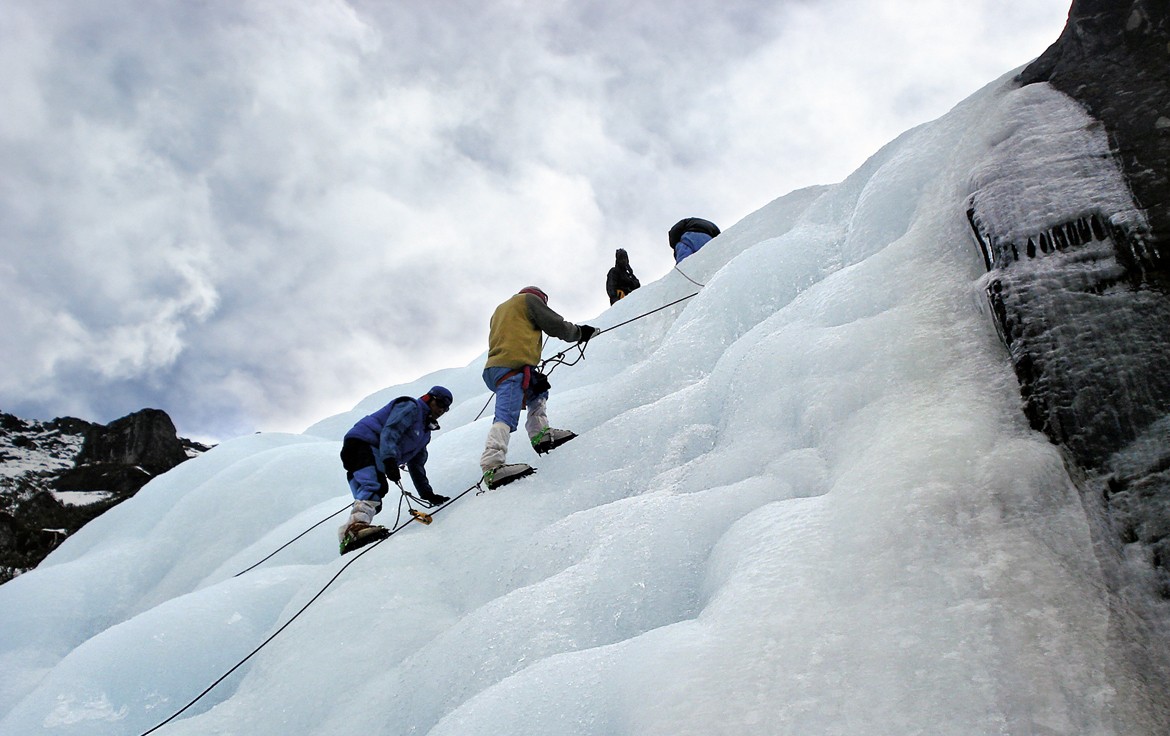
[669, 217, 721, 263]
[338, 385, 453, 551]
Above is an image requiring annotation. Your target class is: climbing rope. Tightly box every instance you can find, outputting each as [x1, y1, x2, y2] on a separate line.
[233, 503, 352, 577]
[138, 480, 483, 736]
[473, 289, 702, 419]
[241, 286, 705, 573]
[393, 480, 445, 525]
[538, 291, 701, 377]
[142, 531, 385, 735]
[673, 263, 706, 288]
[139, 274, 709, 733]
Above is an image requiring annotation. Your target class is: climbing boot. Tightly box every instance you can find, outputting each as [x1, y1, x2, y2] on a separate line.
[339, 522, 390, 555]
[531, 428, 577, 456]
[482, 463, 535, 490]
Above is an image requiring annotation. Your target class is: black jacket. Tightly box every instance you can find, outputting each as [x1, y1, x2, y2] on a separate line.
[606, 264, 641, 304]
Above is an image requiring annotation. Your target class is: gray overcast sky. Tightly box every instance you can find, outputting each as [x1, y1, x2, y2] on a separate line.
[0, 0, 1069, 442]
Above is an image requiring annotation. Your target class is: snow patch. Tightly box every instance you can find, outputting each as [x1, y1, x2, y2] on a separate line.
[49, 491, 114, 507]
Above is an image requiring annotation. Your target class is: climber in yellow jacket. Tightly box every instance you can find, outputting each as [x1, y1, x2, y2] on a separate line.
[480, 286, 596, 489]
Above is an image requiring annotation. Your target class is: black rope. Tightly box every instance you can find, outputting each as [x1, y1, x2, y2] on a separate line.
[595, 291, 700, 338]
[538, 291, 701, 376]
[138, 480, 483, 736]
[475, 291, 702, 413]
[141, 530, 387, 734]
[138, 285, 707, 732]
[233, 504, 352, 578]
[472, 393, 494, 423]
[393, 480, 444, 525]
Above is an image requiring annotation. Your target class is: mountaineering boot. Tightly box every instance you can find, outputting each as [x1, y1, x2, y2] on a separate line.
[482, 463, 535, 490]
[531, 427, 577, 456]
[339, 522, 390, 555]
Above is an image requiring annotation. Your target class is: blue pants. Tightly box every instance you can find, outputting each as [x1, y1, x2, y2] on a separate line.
[340, 438, 388, 503]
[483, 366, 549, 431]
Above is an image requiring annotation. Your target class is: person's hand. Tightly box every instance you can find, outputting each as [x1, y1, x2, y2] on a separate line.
[384, 462, 401, 484]
[419, 490, 450, 506]
[578, 325, 597, 342]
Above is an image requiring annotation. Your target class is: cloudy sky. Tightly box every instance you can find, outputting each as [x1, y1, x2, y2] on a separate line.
[0, 0, 1070, 442]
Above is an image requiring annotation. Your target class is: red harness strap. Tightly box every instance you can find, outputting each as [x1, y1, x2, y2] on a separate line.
[495, 365, 532, 409]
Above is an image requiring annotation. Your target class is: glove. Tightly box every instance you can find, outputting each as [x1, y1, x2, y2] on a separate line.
[383, 461, 401, 484]
[578, 325, 597, 343]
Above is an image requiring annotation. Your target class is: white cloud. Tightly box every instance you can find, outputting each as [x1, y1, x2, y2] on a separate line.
[0, 0, 1070, 439]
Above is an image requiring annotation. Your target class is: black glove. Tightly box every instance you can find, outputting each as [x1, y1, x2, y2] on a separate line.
[578, 325, 597, 343]
[383, 461, 401, 484]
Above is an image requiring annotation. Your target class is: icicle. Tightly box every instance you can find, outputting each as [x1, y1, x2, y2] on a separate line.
[1091, 213, 1107, 241]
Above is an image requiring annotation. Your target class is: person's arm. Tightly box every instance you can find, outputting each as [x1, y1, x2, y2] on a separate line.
[525, 293, 582, 342]
[606, 268, 619, 304]
[377, 400, 418, 475]
[406, 448, 433, 497]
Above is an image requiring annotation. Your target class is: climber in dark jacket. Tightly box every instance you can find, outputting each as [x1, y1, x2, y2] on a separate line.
[605, 248, 641, 304]
[669, 217, 720, 263]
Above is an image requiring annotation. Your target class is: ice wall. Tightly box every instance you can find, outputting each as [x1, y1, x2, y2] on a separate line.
[1, 72, 1166, 735]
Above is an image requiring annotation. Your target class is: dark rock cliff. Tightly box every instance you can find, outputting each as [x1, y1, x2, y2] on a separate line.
[1019, 0, 1170, 253]
[964, 0, 1170, 708]
[965, 3, 1170, 698]
[0, 408, 209, 583]
[1012, 0, 1170, 575]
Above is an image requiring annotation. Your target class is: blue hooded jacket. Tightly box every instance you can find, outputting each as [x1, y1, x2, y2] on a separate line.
[344, 397, 435, 497]
[674, 231, 712, 262]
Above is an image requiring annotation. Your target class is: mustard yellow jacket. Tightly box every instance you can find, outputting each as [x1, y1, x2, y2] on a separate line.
[485, 293, 582, 369]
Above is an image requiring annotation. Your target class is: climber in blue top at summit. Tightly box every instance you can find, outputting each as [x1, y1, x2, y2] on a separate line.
[669, 217, 720, 263]
[338, 385, 453, 553]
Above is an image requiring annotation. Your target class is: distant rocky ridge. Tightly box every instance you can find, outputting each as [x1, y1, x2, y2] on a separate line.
[0, 408, 210, 583]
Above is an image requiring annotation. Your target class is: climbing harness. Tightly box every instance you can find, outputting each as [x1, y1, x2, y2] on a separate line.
[473, 289, 702, 420]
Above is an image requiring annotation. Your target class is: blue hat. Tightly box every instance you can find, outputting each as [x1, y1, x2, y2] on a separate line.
[426, 385, 453, 408]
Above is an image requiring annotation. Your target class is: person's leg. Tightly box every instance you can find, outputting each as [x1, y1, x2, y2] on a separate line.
[344, 495, 382, 527]
[480, 421, 512, 473]
[347, 464, 387, 503]
[480, 368, 524, 472]
[340, 439, 388, 540]
[524, 391, 550, 441]
[526, 390, 577, 455]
